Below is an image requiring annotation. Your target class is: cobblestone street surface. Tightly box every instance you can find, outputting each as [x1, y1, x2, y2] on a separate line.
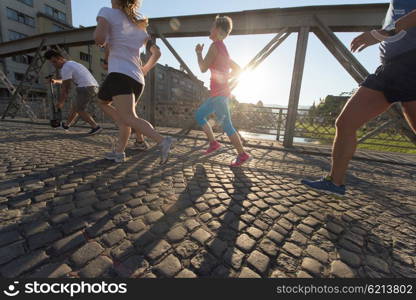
[0, 120, 415, 278]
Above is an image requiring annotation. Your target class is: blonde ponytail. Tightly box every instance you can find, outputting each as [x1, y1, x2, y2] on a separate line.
[119, 0, 148, 28]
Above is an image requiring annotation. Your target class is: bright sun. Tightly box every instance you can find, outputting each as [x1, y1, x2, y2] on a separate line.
[232, 70, 268, 104]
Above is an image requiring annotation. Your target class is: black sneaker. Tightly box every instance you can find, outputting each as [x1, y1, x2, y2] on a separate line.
[301, 176, 346, 196]
[88, 126, 102, 135]
[58, 122, 69, 131]
[133, 140, 150, 151]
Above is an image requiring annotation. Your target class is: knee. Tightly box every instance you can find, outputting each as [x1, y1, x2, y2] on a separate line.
[195, 109, 206, 126]
[223, 120, 237, 137]
[335, 115, 357, 135]
[123, 114, 139, 127]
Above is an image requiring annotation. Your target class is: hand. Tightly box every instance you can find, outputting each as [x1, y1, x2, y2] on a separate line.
[141, 66, 148, 77]
[50, 78, 57, 84]
[150, 45, 161, 57]
[195, 44, 204, 54]
[56, 101, 64, 109]
[350, 31, 379, 53]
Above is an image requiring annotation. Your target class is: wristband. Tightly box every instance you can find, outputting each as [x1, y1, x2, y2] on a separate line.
[370, 29, 407, 42]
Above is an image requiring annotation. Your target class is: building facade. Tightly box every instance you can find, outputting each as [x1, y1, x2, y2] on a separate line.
[0, 0, 208, 125]
[0, 0, 106, 100]
[139, 63, 209, 128]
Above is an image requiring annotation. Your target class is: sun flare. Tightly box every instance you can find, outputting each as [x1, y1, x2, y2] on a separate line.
[232, 69, 269, 104]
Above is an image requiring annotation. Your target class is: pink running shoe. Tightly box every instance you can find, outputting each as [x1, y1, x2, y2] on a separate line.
[230, 152, 251, 167]
[203, 141, 222, 155]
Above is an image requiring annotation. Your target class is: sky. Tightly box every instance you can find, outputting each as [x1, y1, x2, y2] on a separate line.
[72, 0, 390, 107]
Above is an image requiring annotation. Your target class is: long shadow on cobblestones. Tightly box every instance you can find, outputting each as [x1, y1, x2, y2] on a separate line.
[325, 213, 416, 278]
[124, 164, 208, 276]
[0, 133, 115, 150]
[2, 121, 416, 278]
[197, 168, 252, 277]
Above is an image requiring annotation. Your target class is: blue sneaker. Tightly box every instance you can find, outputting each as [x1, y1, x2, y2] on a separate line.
[301, 177, 346, 196]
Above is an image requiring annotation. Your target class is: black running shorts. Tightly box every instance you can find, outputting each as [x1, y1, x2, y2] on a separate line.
[360, 50, 416, 103]
[98, 72, 144, 102]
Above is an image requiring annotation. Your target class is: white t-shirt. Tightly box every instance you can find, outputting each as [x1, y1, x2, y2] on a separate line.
[97, 7, 149, 85]
[60, 61, 98, 87]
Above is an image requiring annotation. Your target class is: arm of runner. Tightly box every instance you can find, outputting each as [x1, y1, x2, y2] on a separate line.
[196, 43, 217, 73]
[396, 9, 416, 32]
[102, 44, 110, 70]
[51, 79, 63, 85]
[94, 17, 110, 46]
[350, 31, 380, 53]
[229, 59, 242, 79]
[142, 45, 161, 76]
[57, 79, 71, 109]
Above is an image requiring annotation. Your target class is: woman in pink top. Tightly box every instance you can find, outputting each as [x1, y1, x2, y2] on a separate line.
[195, 16, 251, 167]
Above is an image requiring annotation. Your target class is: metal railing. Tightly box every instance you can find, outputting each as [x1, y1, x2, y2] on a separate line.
[1, 97, 414, 153]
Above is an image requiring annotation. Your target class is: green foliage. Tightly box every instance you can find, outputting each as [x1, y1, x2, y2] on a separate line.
[308, 95, 349, 125]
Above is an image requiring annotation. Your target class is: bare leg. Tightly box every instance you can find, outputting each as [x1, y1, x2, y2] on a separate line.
[134, 128, 148, 143]
[77, 111, 98, 128]
[228, 132, 244, 155]
[99, 100, 130, 152]
[202, 123, 216, 143]
[237, 130, 247, 145]
[329, 87, 391, 185]
[65, 109, 78, 127]
[99, 101, 119, 122]
[402, 101, 416, 133]
[112, 95, 164, 144]
[115, 125, 131, 153]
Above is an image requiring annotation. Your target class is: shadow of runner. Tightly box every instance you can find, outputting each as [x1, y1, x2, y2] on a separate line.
[196, 167, 253, 277]
[319, 214, 416, 278]
[124, 164, 208, 277]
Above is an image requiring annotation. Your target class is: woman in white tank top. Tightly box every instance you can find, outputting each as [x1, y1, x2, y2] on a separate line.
[94, 0, 174, 164]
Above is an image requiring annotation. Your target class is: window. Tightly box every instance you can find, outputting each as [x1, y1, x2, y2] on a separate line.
[17, 0, 34, 7]
[52, 24, 65, 32]
[14, 73, 25, 81]
[55, 0, 66, 4]
[8, 30, 28, 41]
[7, 8, 35, 27]
[44, 5, 66, 22]
[12, 55, 33, 65]
[80, 52, 91, 63]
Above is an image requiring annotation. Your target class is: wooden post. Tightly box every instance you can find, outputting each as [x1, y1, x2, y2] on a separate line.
[283, 27, 310, 147]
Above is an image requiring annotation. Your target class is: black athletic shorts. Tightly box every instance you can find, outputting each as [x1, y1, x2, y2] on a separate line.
[360, 50, 416, 103]
[98, 72, 144, 102]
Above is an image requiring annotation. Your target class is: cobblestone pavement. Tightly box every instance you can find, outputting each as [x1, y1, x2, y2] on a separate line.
[0, 120, 415, 278]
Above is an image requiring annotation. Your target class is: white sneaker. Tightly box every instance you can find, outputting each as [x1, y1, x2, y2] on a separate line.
[104, 151, 126, 163]
[160, 137, 175, 165]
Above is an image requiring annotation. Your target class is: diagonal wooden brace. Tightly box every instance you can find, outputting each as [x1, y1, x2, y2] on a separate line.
[314, 15, 416, 146]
